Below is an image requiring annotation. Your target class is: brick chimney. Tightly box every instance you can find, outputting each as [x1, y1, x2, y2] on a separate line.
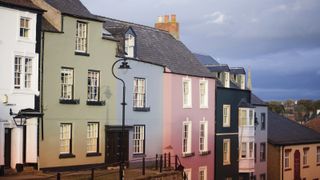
[155, 14, 180, 40]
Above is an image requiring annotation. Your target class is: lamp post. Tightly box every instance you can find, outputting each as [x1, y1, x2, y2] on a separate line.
[111, 58, 131, 180]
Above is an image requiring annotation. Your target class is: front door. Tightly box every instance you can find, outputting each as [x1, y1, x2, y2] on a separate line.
[4, 128, 11, 168]
[294, 150, 301, 180]
[105, 130, 129, 166]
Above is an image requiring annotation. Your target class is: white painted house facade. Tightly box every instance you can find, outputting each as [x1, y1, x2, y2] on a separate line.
[0, 1, 42, 174]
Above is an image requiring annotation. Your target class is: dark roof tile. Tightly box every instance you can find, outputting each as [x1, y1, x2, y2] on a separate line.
[193, 53, 219, 65]
[251, 93, 267, 106]
[44, 0, 100, 21]
[268, 110, 320, 145]
[230, 67, 246, 75]
[101, 17, 214, 78]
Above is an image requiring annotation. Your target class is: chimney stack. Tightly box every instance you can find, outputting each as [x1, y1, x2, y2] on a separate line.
[155, 14, 180, 40]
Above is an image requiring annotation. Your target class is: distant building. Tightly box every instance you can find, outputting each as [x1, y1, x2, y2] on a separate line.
[268, 110, 320, 180]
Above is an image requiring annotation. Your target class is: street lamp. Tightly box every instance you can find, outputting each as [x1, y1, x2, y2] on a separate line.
[111, 58, 131, 180]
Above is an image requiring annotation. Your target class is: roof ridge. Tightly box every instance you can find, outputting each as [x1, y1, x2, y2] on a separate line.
[230, 67, 244, 69]
[96, 15, 171, 34]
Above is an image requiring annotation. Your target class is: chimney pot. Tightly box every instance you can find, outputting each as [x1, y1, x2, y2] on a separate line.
[164, 15, 169, 23]
[171, 14, 176, 22]
[158, 16, 163, 23]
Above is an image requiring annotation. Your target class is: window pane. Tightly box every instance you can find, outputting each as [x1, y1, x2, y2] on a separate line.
[61, 68, 74, 99]
[75, 22, 87, 52]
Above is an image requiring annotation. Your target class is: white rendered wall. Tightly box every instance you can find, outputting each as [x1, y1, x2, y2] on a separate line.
[26, 118, 38, 163]
[0, 6, 39, 168]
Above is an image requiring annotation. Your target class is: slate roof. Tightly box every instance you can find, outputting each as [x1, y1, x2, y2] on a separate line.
[268, 110, 320, 146]
[44, 0, 101, 21]
[101, 17, 214, 78]
[238, 98, 255, 108]
[193, 53, 219, 65]
[230, 67, 246, 75]
[251, 93, 267, 106]
[206, 64, 230, 72]
[0, 0, 44, 12]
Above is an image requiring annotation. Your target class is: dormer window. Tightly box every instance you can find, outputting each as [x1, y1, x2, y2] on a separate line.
[125, 33, 135, 58]
[224, 72, 230, 88]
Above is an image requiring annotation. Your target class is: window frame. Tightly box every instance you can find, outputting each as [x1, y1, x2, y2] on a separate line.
[87, 70, 100, 102]
[184, 169, 192, 180]
[199, 119, 208, 153]
[303, 148, 309, 167]
[133, 125, 145, 155]
[223, 104, 231, 127]
[182, 78, 192, 108]
[86, 122, 100, 154]
[260, 142, 266, 162]
[249, 142, 254, 158]
[59, 123, 73, 156]
[284, 149, 291, 169]
[19, 17, 30, 38]
[199, 166, 207, 180]
[261, 113, 266, 130]
[125, 32, 135, 58]
[75, 21, 88, 53]
[14, 56, 33, 90]
[260, 174, 266, 180]
[60, 67, 74, 100]
[317, 146, 320, 164]
[133, 77, 147, 108]
[223, 139, 231, 165]
[241, 142, 247, 159]
[182, 119, 192, 155]
[199, 79, 208, 108]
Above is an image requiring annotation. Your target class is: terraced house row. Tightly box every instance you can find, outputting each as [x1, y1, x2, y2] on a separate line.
[1, 0, 319, 180]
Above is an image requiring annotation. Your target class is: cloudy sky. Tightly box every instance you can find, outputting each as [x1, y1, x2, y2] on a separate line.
[81, 0, 320, 101]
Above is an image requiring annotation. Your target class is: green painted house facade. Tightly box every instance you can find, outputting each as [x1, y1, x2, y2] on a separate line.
[37, 0, 117, 169]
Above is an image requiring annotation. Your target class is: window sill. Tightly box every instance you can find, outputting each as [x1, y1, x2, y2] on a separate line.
[59, 99, 80, 104]
[59, 154, 76, 159]
[133, 107, 150, 112]
[75, 51, 90, 57]
[200, 106, 208, 109]
[223, 162, 231, 166]
[303, 165, 309, 169]
[182, 152, 195, 158]
[86, 152, 101, 157]
[132, 154, 146, 158]
[183, 106, 192, 109]
[87, 101, 105, 106]
[284, 168, 291, 171]
[199, 150, 211, 156]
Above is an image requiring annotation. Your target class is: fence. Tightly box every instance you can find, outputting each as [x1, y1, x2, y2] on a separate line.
[40, 153, 185, 180]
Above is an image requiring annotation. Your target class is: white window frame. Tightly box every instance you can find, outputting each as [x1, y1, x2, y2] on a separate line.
[183, 77, 192, 108]
[133, 125, 145, 154]
[184, 168, 191, 180]
[223, 139, 231, 165]
[20, 17, 30, 38]
[133, 78, 146, 108]
[199, 79, 208, 108]
[87, 71, 100, 101]
[249, 109, 254, 126]
[199, 119, 208, 153]
[241, 142, 247, 159]
[125, 33, 135, 58]
[87, 122, 99, 153]
[75, 21, 88, 53]
[60, 123, 72, 154]
[60, 68, 74, 100]
[182, 119, 192, 155]
[199, 166, 207, 180]
[14, 56, 33, 89]
[317, 147, 320, 164]
[239, 109, 247, 126]
[284, 150, 290, 169]
[303, 148, 309, 166]
[223, 105, 231, 127]
[261, 113, 266, 130]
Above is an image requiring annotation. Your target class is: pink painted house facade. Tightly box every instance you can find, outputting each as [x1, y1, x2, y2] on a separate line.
[163, 73, 216, 180]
